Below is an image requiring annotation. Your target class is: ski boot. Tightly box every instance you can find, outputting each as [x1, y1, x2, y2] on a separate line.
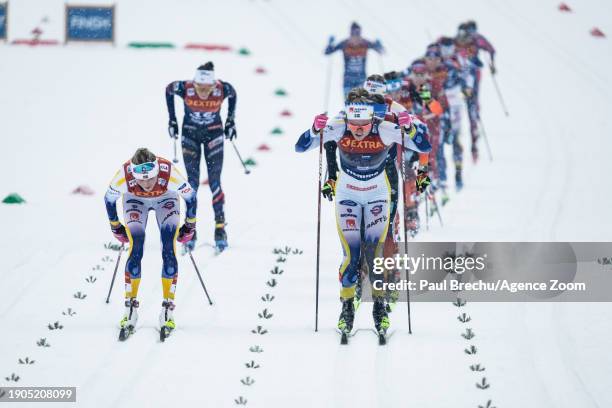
[159, 299, 176, 342]
[385, 288, 399, 314]
[439, 182, 450, 206]
[214, 217, 228, 253]
[455, 162, 464, 192]
[338, 297, 355, 344]
[118, 298, 139, 341]
[406, 207, 420, 237]
[373, 297, 390, 345]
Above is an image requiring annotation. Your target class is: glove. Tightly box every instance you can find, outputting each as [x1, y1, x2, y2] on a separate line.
[321, 178, 336, 201]
[168, 119, 179, 139]
[224, 117, 237, 140]
[312, 113, 328, 132]
[110, 222, 129, 244]
[490, 63, 497, 75]
[177, 222, 196, 244]
[463, 87, 473, 98]
[418, 87, 432, 103]
[397, 111, 412, 128]
[374, 39, 384, 53]
[328, 36, 335, 45]
[416, 166, 431, 194]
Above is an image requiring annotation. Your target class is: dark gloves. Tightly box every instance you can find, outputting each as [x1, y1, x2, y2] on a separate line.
[416, 166, 431, 194]
[224, 117, 237, 140]
[168, 119, 179, 139]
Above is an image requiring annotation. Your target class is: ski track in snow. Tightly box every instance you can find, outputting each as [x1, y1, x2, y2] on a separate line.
[2, 0, 612, 407]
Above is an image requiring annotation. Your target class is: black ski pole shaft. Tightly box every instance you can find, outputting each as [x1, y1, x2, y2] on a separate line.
[400, 136, 412, 334]
[188, 250, 213, 305]
[424, 192, 430, 231]
[315, 130, 324, 332]
[105, 244, 125, 303]
[323, 56, 333, 114]
[172, 138, 179, 164]
[478, 118, 493, 162]
[491, 70, 509, 117]
[231, 140, 251, 175]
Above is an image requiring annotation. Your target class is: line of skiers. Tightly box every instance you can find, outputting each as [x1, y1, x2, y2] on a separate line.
[299, 21, 496, 338]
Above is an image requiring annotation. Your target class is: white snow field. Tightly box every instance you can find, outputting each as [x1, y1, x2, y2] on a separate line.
[1, 0, 611, 407]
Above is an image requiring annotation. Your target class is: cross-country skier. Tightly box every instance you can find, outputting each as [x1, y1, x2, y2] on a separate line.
[295, 90, 431, 343]
[438, 36, 468, 191]
[104, 148, 197, 340]
[325, 22, 384, 97]
[455, 21, 496, 163]
[165, 61, 237, 252]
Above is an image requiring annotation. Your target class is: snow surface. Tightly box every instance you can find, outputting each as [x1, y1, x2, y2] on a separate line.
[1, 0, 611, 407]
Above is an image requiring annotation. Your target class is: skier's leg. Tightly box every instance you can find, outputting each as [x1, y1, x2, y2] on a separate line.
[335, 179, 363, 300]
[202, 131, 225, 221]
[202, 131, 228, 249]
[467, 69, 481, 161]
[122, 196, 150, 300]
[181, 126, 203, 195]
[361, 175, 391, 332]
[335, 180, 362, 333]
[154, 195, 180, 301]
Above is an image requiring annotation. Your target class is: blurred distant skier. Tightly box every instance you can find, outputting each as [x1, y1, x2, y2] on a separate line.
[455, 21, 496, 163]
[325, 22, 384, 97]
[165, 61, 237, 252]
[104, 148, 197, 340]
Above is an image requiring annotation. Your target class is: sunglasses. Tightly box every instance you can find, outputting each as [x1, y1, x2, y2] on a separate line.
[347, 120, 372, 134]
[132, 161, 156, 174]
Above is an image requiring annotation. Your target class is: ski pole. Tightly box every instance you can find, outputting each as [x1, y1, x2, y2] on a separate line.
[478, 118, 493, 162]
[399, 138, 412, 334]
[188, 250, 213, 305]
[105, 244, 125, 303]
[230, 140, 251, 175]
[424, 192, 430, 231]
[314, 130, 324, 332]
[172, 138, 179, 164]
[323, 55, 333, 114]
[490, 69, 509, 117]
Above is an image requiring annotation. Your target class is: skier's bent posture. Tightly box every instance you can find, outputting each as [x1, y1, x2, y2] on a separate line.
[165, 61, 237, 252]
[295, 94, 431, 336]
[104, 148, 197, 338]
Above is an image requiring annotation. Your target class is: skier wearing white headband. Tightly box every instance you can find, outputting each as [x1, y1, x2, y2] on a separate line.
[104, 148, 197, 341]
[165, 61, 237, 252]
[295, 89, 431, 341]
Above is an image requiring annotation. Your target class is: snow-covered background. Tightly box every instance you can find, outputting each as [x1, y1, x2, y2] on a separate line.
[1, 0, 611, 407]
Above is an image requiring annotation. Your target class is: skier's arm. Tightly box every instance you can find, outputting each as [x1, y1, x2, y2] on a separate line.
[165, 81, 186, 121]
[325, 39, 345, 55]
[295, 118, 345, 153]
[168, 166, 197, 222]
[475, 34, 495, 60]
[324, 141, 339, 180]
[104, 169, 128, 224]
[378, 119, 432, 153]
[366, 38, 384, 53]
[222, 81, 237, 120]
